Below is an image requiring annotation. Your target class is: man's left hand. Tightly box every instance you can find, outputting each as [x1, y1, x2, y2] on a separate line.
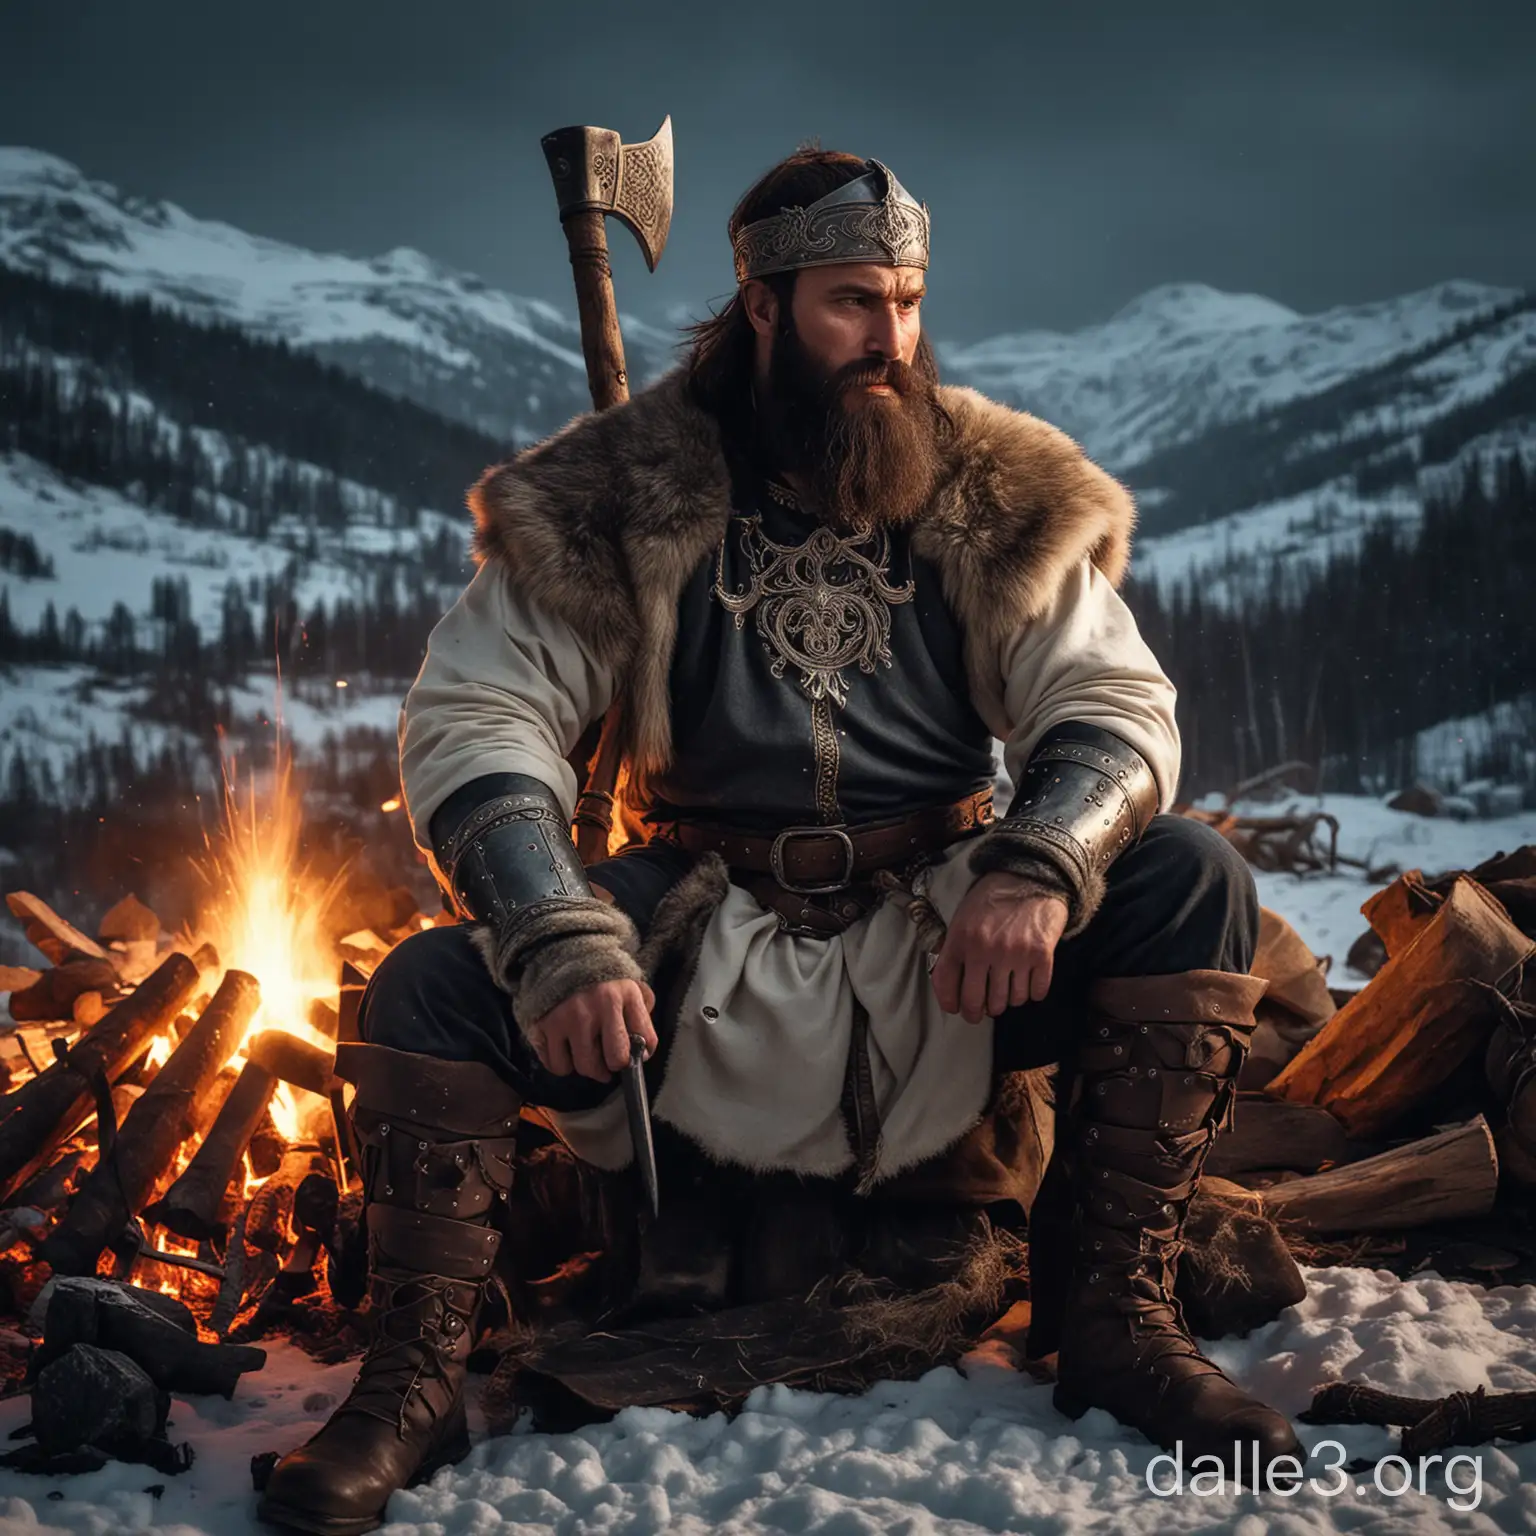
[930, 872, 1069, 1023]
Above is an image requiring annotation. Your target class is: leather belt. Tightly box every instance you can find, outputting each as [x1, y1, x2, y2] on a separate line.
[656, 789, 995, 935]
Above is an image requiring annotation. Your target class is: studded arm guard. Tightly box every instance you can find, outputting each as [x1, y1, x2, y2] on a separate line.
[968, 722, 1159, 938]
[431, 773, 642, 1027]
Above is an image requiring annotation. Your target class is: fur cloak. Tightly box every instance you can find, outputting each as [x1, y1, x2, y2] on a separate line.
[467, 369, 1137, 782]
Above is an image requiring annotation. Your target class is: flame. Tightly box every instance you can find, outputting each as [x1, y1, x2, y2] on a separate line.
[145, 1032, 174, 1071]
[200, 742, 342, 1080]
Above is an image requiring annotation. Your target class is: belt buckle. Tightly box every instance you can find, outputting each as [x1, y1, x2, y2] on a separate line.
[770, 826, 856, 895]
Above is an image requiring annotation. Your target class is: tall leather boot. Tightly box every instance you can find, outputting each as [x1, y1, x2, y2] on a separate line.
[258, 1045, 520, 1535]
[1052, 971, 1301, 1476]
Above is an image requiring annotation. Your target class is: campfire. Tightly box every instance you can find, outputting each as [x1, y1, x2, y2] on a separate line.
[0, 745, 444, 1471]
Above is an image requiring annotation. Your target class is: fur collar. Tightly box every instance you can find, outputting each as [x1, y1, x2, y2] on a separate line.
[468, 369, 1135, 776]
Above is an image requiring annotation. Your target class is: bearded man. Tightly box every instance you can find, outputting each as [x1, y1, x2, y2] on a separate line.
[259, 148, 1300, 1534]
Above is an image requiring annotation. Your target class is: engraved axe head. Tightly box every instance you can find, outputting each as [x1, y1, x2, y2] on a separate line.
[541, 116, 673, 272]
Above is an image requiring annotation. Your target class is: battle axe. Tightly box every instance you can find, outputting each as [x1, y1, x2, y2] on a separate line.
[542, 118, 672, 1221]
[542, 117, 672, 867]
[541, 116, 673, 410]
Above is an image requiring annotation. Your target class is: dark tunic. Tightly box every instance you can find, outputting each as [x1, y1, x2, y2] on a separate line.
[589, 481, 997, 921]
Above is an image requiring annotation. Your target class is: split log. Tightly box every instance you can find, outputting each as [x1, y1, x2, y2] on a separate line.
[0, 953, 200, 1201]
[1362, 868, 1443, 956]
[42, 970, 260, 1275]
[97, 895, 159, 944]
[8, 958, 122, 1023]
[4, 891, 109, 965]
[1267, 879, 1535, 1137]
[1208, 1097, 1363, 1178]
[146, 1058, 277, 1242]
[1258, 1116, 1498, 1234]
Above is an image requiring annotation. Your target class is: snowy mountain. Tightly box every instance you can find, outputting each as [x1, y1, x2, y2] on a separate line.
[940, 278, 1530, 471]
[0, 147, 674, 446]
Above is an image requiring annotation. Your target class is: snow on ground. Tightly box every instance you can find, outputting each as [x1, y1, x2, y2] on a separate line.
[0, 1268, 1532, 1534]
[1231, 792, 1536, 977]
[1, 799, 1534, 1534]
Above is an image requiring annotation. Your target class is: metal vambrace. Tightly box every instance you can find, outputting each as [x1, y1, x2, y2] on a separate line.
[969, 722, 1159, 938]
[432, 773, 642, 1026]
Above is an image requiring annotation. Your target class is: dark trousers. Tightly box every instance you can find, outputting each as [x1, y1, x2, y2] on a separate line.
[359, 814, 1258, 1115]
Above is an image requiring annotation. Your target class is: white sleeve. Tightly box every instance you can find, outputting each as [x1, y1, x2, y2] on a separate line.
[996, 560, 1182, 809]
[399, 562, 618, 851]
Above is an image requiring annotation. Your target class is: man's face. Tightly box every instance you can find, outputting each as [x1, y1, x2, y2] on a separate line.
[783, 262, 926, 382]
[745, 262, 943, 530]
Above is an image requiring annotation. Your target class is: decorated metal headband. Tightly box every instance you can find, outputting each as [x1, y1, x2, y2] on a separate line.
[731, 160, 930, 284]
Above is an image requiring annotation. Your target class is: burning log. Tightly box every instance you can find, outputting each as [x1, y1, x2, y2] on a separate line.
[1267, 879, 1535, 1137]
[246, 1029, 333, 1095]
[1257, 1116, 1499, 1233]
[0, 952, 201, 1201]
[248, 1144, 331, 1255]
[146, 1059, 277, 1243]
[41, 970, 261, 1276]
[246, 1029, 357, 1188]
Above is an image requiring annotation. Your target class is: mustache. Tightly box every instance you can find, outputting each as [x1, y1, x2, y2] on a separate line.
[830, 357, 923, 397]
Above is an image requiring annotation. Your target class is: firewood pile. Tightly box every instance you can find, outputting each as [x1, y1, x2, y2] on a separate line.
[1203, 836, 1536, 1286]
[0, 877, 437, 1473]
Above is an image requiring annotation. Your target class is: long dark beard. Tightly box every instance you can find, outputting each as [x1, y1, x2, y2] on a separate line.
[760, 324, 946, 531]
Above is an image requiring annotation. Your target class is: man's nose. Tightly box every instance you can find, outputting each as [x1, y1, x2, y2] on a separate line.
[864, 305, 902, 359]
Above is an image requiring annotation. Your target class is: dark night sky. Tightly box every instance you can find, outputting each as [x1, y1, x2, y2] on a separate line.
[2, 0, 1531, 343]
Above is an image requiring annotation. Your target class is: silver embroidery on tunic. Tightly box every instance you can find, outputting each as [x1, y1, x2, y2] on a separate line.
[713, 517, 915, 709]
[714, 516, 916, 824]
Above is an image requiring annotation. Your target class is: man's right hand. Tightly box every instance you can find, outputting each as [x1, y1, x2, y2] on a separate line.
[527, 978, 658, 1082]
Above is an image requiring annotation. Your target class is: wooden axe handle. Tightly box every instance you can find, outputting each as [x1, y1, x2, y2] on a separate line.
[561, 208, 630, 412]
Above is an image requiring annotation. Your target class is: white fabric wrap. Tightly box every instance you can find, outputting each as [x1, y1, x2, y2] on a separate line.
[399, 555, 1181, 1181]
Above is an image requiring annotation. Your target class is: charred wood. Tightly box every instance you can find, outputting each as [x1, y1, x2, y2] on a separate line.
[0, 952, 200, 1202]
[146, 1059, 277, 1243]
[41, 970, 260, 1275]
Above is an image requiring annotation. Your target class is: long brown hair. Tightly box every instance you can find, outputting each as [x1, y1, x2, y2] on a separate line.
[686, 146, 942, 432]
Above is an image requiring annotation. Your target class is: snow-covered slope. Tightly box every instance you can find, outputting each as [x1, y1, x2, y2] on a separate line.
[0, 147, 673, 445]
[940, 278, 1531, 471]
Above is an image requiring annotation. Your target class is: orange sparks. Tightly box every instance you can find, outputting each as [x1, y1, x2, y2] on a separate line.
[198, 740, 343, 1091]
